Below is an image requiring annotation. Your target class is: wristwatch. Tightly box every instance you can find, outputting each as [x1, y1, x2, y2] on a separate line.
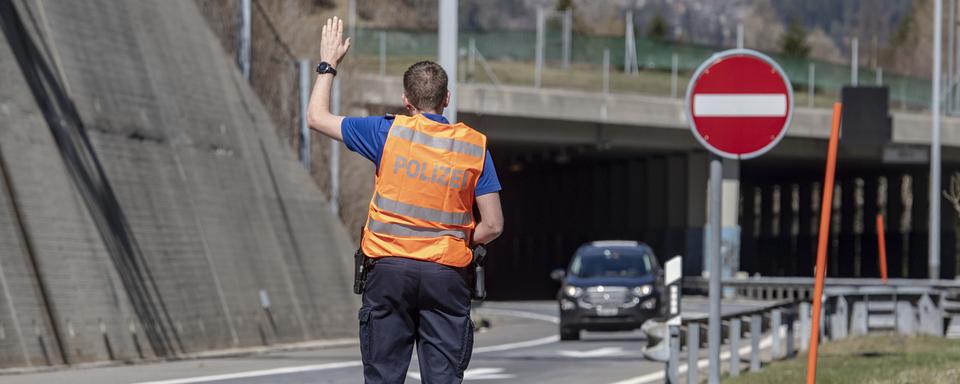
[316, 61, 337, 76]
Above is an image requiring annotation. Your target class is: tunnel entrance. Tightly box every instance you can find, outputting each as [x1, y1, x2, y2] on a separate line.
[484, 143, 703, 300]
[738, 157, 960, 281]
[481, 141, 960, 301]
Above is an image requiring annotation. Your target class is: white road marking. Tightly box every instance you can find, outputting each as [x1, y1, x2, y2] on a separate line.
[475, 307, 560, 324]
[134, 307, 559, 384]
[130, 361, 363, 384]
[693, 94, 787, 117]
[606, 327, 787, 384]
[469, 307, 560, 354]
[464, 367, 517, 380]
[557, 347, 627, 358]
[473, 335, 560, 354]
[409, 367, 516, 381]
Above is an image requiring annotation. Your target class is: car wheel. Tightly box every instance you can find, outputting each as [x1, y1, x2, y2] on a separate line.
[559, 325, 580, 341]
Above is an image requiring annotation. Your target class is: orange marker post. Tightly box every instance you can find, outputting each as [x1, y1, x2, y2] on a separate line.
[806, 102, 842, 384]
[877, 214, 888, 285]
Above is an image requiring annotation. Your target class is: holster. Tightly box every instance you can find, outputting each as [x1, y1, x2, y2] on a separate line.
[353, 248, 372, 295]
[471, 245, 487, 300]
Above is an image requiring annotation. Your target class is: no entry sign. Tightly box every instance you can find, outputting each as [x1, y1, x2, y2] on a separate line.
[686, 49, 793, 159]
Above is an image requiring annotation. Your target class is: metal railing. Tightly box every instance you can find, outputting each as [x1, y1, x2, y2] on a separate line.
[349, 26, 933, 110]
[685, 276, 960, 301]
[645, 299, 801, 381]
[687, 276, 960, 338]
[647, 277, 960, 381]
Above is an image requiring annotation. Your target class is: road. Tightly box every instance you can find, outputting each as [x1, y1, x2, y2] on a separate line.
[0, 298, 774, 384]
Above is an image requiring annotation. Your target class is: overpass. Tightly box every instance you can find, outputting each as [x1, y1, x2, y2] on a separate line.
[355, 75, 960, 299]
[356, 74, 960, 155]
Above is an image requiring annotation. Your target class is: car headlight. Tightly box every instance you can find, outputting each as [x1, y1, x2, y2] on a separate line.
[633, 284, 653, 296]
[564, 286, 584, 298]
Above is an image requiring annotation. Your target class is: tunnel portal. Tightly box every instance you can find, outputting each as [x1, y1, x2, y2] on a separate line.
[481, 141, 960, 301]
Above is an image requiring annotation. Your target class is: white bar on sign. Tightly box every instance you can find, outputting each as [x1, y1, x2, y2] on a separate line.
[693, 94, 787, 117]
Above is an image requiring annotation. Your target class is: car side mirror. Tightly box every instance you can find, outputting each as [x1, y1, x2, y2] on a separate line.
[550, 268, 566, 281]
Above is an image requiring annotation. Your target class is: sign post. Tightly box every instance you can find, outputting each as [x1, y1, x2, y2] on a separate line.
[686, 49, 794, 384]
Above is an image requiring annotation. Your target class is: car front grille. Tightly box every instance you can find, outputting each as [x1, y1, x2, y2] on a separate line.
[580, 286, 631, 307]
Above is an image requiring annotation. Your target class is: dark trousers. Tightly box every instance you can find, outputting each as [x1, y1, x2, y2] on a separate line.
[359, 257, 474, 384]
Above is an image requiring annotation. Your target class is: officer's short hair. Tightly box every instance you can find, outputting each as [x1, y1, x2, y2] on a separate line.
[403, 61, 448, 112]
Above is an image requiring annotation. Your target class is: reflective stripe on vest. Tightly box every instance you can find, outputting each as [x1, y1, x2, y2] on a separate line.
[391, 125, 485, 158]
[373, 193, 472, 226]
[367, 218, 468, 240]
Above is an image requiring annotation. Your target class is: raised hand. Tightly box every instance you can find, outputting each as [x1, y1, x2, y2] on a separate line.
[320, 16, 351, 68]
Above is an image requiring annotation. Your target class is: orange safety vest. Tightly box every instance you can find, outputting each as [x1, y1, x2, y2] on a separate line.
[361, 114, 487, 268]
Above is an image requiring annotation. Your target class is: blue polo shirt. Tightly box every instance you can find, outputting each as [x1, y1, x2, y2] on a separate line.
[341, 113, 502, 196]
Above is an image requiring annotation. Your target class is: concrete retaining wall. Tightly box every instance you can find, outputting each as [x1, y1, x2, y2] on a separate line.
[0, 0, 356, 368]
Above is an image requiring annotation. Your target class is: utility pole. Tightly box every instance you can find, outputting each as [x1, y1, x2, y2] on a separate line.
[625, 11, 638, 74]
[932, 0, 944, 279]
[955, 0, 960, 112]
[330, 78, 341, 215]
[670, 53, 678, 99]
[239, 0, 251, 80]
[438, 0, 458, 123]
[562, 8, 572, 70]
[736, 23, 743, 49]
[808, 63, 815, 108]
[348, 0, 357, 42]
[851, 37, 859, 86]
[535, 7, 545, 88]
[949, 0, 956, 113]
[379, 31, 387, 77]
[298, 60, 311, 170]
[602, 49, 610, 94]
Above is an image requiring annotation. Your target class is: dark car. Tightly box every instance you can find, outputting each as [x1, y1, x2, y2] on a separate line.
[551, 241, 663, 341]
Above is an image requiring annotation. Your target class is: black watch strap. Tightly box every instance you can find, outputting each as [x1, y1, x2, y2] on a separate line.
[316, 61, 337, 76]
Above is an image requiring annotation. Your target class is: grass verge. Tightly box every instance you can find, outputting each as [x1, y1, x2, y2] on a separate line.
[725, 334, 960, 384]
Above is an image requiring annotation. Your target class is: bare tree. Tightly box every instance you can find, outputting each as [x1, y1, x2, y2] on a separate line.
[941, 172, 960, 277]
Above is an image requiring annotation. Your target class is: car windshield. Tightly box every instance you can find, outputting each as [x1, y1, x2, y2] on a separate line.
[569, 249, 653, 278]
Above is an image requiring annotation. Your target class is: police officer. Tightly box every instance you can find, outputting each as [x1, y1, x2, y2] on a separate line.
[306, 17, 504, 383]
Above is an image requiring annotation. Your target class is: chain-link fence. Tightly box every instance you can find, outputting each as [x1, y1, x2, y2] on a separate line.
[348, 24, 932, 110]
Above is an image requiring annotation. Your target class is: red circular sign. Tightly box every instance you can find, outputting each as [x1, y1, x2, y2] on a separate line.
[686, 49, 793, 159]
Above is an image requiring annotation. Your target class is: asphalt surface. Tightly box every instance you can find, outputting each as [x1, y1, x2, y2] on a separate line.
[0, 298, 775, 384]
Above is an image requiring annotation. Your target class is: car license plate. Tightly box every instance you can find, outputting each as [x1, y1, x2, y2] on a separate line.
[596, 307, 618, 316]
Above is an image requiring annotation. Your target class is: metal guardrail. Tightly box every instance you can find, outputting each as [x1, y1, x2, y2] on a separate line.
[687, 276, 960, 338]
[685, 276, 960, 301]
[685, 300, 801, 381]
[647, 277, 960, 382]
[645, 299, 801, 382]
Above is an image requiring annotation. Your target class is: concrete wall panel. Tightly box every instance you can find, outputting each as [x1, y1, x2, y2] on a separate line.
[0, 0, 356, 368]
